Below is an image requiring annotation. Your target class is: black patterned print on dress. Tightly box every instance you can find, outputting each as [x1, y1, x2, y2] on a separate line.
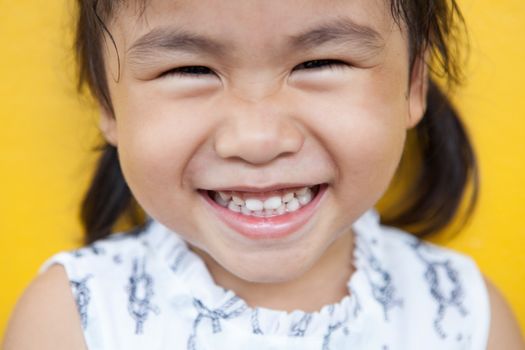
[90, 244, 105, 255]
[289, 313, 313, 337]
[169, 244, 189, 273]
[187, 296, 247, 350]
[72, 243, 105, 258]
[70, 275, 92, 329]
[321, 310, 350, 350]
[113, 254, 123, 264]
[350, 287, 362, 318]
[126, 257, 160, 334]
[356, 233, 402, 321]
[251, 309, 264, 335]
[408, 240, 468, 339]
[327, 304, 335, 316]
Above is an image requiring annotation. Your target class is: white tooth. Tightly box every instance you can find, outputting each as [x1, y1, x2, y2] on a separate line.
[227, 202, 241, 213]
[214, 192, 229, 207]
[245, 198, 264, 211]
[219, 191, 232, 201]
[232, 195, 244, 206]
[276, 204, 286, 215]
[241, 205, 252, 216]
[263, 209, 275, 217]
[295, 187, 309, 196]
[253, 210, 265, 217]
[297, 189, 313, 205]
[282, 192, 295, 203]
[286, 198, 300, 212]
[263, 196, 282, 210]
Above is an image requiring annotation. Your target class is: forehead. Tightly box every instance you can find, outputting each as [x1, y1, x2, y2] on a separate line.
[111, 0, 397, 52]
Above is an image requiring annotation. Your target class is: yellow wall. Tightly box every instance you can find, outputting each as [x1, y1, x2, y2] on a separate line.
[1, 0, 524, 341]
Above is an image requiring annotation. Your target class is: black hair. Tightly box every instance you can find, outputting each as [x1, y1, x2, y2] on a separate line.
[77, 0, 478, 244]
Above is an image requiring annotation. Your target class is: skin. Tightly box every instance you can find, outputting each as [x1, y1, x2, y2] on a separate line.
[3, 0, 524, 348]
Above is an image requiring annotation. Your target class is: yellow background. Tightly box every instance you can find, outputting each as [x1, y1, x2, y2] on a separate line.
[1, 0, 524, 341]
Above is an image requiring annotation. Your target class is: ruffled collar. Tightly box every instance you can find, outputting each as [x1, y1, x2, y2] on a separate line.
[139, 209, 385, 338]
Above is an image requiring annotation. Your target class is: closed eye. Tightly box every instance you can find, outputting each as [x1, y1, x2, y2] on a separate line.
[159, 65, 214, 78]
[159, 59, 348, 78]
[292, 59, 349, 71]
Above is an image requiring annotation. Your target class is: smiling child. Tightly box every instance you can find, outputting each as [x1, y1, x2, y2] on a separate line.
[3, 0, 524, 349]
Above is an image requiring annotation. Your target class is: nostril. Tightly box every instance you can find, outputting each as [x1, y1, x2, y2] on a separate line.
[213, 122, 304, 164]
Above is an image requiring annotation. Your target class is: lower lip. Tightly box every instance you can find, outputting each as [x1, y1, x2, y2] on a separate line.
[200, 185, 327, 240]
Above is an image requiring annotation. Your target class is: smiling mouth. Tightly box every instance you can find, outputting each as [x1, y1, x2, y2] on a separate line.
[199, 184, 327, 240]
[206, 184, 321, 218]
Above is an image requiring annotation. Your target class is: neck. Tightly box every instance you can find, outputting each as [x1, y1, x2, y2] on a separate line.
[193, 231, 355, 313]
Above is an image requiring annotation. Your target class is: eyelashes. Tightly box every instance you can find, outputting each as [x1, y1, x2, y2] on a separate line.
[158, 59, 349, 79]
[162, 65, 214, 78]
[292, 59, 347, 71]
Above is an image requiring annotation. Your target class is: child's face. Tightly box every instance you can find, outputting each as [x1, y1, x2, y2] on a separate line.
[102, 0, 426, 283]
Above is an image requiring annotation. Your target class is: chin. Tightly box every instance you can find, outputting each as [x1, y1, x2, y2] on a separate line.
[229, 259, 312, 284]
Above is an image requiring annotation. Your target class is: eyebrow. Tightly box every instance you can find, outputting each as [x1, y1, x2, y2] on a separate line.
[289, 17, 384, 52]
[126, 17, 384, 65]
[127, 28, 229, 62]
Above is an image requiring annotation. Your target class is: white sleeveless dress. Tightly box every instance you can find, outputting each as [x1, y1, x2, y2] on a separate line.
[39, 210, 490, 349]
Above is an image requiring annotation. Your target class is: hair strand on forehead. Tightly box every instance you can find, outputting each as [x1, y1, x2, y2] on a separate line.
[92, 0, 122, 84]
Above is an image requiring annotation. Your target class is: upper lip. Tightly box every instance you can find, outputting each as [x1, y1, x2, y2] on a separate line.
[203, 183, 321, 193]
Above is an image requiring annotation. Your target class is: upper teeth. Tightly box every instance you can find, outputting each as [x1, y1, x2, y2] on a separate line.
[212, 186, 317, 217]
[245, 198, 265, 211]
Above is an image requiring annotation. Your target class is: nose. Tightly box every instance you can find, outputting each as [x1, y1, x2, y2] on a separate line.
[213, 94, 304, 165]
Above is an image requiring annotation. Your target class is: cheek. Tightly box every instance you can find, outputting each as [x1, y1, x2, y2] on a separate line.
[328, 108, 406, 195]
[113, 92, 214, 216]
[297, 71, 408, 199]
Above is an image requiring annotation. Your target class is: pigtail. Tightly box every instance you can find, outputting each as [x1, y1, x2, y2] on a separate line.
[381, 0, 478, 236]
[77, 1, 142, 243]
[383, 80, 479, 236]
[80, 144, 139, 244]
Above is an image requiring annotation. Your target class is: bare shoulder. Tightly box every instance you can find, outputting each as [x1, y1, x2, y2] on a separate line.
[2, 264, 88, 350]
[484, 275, 525, 350]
